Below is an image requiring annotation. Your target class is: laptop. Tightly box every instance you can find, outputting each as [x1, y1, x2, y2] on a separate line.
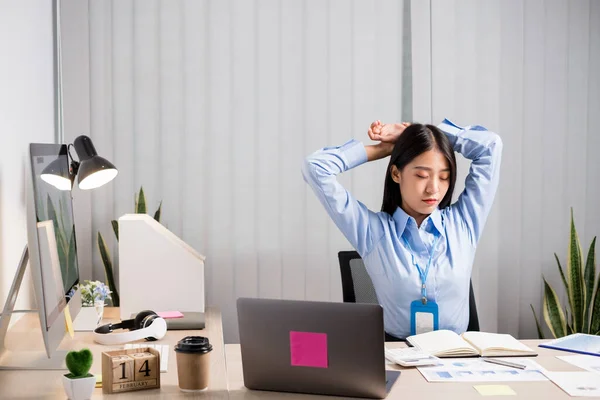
[237, 298, 400, 399]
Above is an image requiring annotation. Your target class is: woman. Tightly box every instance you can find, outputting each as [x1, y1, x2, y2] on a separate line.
[302, 119, 502, 339]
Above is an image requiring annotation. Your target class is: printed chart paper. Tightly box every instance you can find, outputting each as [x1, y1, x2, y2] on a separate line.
[417, 359, 548, 382]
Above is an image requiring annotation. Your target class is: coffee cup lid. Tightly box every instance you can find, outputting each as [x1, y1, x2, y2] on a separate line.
[174, 336, 213, 354]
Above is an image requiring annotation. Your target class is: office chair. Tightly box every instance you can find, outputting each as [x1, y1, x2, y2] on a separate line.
[338, 250, 480, 332]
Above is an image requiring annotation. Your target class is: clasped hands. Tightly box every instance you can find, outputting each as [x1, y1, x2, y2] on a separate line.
[367, 120, 411, 155]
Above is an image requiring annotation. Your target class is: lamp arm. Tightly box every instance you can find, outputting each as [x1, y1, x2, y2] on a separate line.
[67, 143, 80, 177]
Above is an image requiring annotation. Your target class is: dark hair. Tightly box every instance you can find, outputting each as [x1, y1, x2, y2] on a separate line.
[381, 124, 457, 215]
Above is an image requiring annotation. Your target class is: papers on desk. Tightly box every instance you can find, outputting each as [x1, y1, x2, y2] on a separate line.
[417, 358, 548, 382]
[557, 355, 600, 374]
[545, 372, 600, 397]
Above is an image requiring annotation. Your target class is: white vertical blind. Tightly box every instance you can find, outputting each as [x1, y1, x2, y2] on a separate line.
[84, 0, 408, 342]
[413, 0, 600, 338]
[72, 0, 599, 342]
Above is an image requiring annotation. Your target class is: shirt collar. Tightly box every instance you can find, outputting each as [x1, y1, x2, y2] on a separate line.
[392, 206, 445, 237]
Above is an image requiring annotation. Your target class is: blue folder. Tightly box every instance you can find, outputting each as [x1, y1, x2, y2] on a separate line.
[539, 333, 600, 357]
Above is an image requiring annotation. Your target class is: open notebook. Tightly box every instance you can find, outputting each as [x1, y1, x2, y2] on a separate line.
[406, 330, 537, 358]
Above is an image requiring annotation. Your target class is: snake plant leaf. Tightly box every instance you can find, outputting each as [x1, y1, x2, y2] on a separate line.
[542, 277, 567, 338]
[590, 276, 600, 335]
[153, 201, 162, 223]
[111, 220, 119, 241]
[136, 187, 147, 214]
[583, 237, 596, 333]
[555, 253, 569, 296]
[555, 252, 574, 328]
[567, 209, 584, 332]
[563, 308, 575, 336]
[530, 304, 545, 339]
[98, 232, 119, 307]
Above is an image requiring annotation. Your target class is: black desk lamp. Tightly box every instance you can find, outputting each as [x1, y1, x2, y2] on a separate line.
[40, 135, 118, 190]
[40, 155, 71, 191]
[72, 135, 118, 189]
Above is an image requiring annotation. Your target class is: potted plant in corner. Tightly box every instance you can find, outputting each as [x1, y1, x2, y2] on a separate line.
[63, 348, 95, 400]
[531, 209, 600, 338]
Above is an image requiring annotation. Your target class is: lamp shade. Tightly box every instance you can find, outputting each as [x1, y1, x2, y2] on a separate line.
[40, 157, 72, 191]
[73, 135, 118, 190]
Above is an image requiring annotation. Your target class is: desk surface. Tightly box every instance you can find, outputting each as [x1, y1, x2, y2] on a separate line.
[226, 340, 588, 400]
[0, 307, 228, 399]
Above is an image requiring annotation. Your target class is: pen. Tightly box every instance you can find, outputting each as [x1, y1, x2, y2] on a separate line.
[483, 358, 527, 370]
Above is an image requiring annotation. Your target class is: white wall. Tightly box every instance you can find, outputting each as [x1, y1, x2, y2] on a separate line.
[0, 1, 57, 314]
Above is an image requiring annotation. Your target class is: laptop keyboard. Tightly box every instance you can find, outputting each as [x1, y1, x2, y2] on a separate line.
[124, 343, 169, 372]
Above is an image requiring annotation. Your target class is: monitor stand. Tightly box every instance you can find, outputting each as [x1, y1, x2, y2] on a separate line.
[0, 246, 67, 370]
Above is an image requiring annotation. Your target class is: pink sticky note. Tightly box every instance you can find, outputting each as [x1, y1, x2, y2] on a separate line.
[290, 331, 328, 368]
[157, 311, 184, 319]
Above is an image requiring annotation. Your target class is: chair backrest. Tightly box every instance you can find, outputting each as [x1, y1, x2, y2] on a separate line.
[338, 251, 379, 304]
[337, 250, 480, 332]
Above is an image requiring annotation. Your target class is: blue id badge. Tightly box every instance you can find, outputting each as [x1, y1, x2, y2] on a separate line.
[410, 300, 439, 335]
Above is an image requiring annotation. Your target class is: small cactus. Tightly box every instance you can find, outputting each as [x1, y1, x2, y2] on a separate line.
[65, 348, 93, 378]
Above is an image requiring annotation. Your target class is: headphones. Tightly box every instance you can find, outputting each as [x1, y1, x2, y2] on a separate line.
[93, 310, 167, 345]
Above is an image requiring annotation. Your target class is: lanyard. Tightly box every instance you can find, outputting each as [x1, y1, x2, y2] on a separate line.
[403, 233, 441, 304]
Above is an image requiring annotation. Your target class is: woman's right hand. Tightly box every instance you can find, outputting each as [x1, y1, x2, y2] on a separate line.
[368, 120, 410, 143]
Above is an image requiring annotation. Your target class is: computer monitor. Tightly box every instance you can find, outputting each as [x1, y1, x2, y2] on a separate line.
[0, 143, 82, 369]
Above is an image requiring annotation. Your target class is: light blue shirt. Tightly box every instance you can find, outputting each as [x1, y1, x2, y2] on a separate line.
[302, 119, 503, 338]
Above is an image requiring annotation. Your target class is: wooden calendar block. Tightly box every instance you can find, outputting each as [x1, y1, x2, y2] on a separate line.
[131, 352, 158, 382]
[102, 347, 160, 394]
[111, 355, 134, 384]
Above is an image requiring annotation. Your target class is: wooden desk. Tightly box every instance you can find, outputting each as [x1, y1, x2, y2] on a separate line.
[0, 307, 228, 399]
[226, 340, 587, 399]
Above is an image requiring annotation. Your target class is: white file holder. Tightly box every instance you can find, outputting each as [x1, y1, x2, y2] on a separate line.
[118, 214, 206, 321]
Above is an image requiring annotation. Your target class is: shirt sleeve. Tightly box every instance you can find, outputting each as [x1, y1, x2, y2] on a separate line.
[438, 119, 503, 245]
[301, 139, 381, 257]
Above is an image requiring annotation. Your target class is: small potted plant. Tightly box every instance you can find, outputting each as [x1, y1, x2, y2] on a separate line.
[63, 348, 96, 400]
[69, 280, 112, 327]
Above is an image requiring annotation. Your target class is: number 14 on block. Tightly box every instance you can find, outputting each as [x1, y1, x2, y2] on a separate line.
[101, 347, 161, 393]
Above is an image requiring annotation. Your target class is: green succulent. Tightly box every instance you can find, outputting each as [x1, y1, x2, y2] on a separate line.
[65, 348, 93, 379]
[531, 209, 600, 338]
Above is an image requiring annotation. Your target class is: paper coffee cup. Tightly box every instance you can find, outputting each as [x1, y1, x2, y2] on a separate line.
[174, 336, 213, 392]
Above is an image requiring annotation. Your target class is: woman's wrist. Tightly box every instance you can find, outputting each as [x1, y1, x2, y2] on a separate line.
[365, 142, 394, 161]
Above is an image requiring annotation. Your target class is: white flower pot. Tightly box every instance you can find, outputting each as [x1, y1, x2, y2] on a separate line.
[73, 303, 105, 331]
[63, 374, 96, 400]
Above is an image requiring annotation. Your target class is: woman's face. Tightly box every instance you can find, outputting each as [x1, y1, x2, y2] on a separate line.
[391, 149, 450, 220]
